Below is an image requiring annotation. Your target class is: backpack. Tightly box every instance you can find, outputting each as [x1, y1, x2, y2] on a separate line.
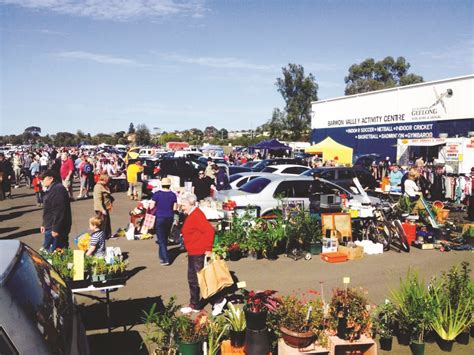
[83, 163, 93, 175]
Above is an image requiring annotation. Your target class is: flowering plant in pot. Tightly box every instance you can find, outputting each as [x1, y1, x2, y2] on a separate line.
[327, 288, 372, 342]
[242, 289, 279, 330]
[372, 301, 398, 351]
[175, 312, 209, 354]
[269, 290, 328, 349]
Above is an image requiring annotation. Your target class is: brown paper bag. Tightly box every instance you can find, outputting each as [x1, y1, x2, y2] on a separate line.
[197, 257, 234, 299]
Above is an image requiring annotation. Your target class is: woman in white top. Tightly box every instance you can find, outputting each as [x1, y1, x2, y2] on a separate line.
[404, 169, 424, 213]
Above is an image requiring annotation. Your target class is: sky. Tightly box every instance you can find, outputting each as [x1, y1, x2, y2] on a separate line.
[1, 0, 473, 136]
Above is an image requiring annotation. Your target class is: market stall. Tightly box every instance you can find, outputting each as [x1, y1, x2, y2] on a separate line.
[305, 137, 353, 164]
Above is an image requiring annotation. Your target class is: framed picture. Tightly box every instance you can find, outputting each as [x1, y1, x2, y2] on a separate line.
[282, 199, 305, 220]
[233, 205, 261, 219]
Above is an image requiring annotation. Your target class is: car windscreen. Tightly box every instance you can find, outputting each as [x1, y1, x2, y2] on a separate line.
[4, 246, 73, 354]
[239, 177, 271, 193]
[261, 167, 277, 173]
[229, 174, 243, 183]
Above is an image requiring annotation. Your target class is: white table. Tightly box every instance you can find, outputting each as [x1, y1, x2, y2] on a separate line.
[72, 284, 124, 333]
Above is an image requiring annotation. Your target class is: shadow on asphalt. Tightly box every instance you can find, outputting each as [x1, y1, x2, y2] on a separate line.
[78, 295, 166, 331]
[0, 227, 40, 239]
[0, 226, 19, 235]
[9, 192, 35, 199]
[87, 331, 148, 355]
[0, 204, 35, 212]
[0, 208, 42, 222]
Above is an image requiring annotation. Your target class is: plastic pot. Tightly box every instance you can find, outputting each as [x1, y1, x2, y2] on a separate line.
[455, 331, 470, 345]
[230, 329, 245, 347]
[397, 331, 411, 346]
[410, 341, 425, 355]
[177, 340, 201, 355]
[436, 338, 454, 352]
[244, 309, 267, 331]
[379, 336, 393, 351]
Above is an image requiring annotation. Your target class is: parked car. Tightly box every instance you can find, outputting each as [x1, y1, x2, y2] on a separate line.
[301, 166, 378, 190]
[153, 158, 206, 185]
[250, 158, 301, 172]
[229, 172, 274, 189]
[197, 156, 228, 165]
[216, 174, 380, 217]
[0, 240, 90, 355]
[261, 164, 310, 175]
[240, 161, 260, 169]
[228, 166, 252, 175]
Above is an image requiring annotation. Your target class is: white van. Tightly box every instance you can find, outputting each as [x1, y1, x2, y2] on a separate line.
[174, 151, 203, 159]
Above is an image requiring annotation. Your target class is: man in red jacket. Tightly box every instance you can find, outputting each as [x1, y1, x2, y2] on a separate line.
[180, 192, 226, 315]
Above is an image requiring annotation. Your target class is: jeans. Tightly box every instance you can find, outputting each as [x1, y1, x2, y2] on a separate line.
[155, 217, 173, 263]
[35, 192, 43, 204]
[187, 254, 205, 308]
[43, 230, 69, 252]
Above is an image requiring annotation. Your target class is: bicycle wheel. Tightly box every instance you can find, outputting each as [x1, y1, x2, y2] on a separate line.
[391, 219, 410, 252]
[364, 220, 391, 251]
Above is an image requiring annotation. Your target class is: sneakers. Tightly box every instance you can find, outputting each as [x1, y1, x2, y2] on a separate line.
[212, 298, 227, 317]
[160, 262, 170, 266]
[180, 305, 200, 314]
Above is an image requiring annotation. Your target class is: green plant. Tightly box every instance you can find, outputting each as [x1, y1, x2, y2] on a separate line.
[262, 217, 286, 254]
[241, 289, 280, 313]
[372, 301, 397, 338]
[327, 288, 372, 342]
[207, 316, 229, 355]
[390, 270, 435, 343]
[270, 291, 327, 347]
[107, 258, 128, 275]
[428, 262, 474, 341]
[175, 313, 208, 343]
[141, 296, 182, 350]
[290, 208, 323, 244]
[224, 302, 246, 331]
[92, 257, 108, 275]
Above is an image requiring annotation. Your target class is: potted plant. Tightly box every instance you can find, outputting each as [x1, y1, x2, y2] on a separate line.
[294, 209, 323, 255]
[91, 257, 108, 282]
[372, 301, 397, 351]
[241, 289, 279, 330]
[270, 291, 327, 349]
[429, 262, 473, 352]
[262, 217, 286, 260]
[245, 222, 266, 260]
[224, 302, 246, 347]
[327, 288, 372, 342]
[390, 270, 435, 353]
[175, 312, 208, 355]
[207, 316, 228, 355]
[141, 296, 181, 354]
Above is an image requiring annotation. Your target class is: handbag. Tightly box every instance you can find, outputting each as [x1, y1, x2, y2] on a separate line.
[140, 211, 156, 234]
[197, 255, 234, 299]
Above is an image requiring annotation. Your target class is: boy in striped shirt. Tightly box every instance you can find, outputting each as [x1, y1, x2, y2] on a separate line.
[86, 216, 106, 257]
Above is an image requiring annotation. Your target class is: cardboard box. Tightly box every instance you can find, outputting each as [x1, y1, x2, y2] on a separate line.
[277, 339, 328, 354]
[328, 335, 376, 355]
[338, 245, 364, 260]
[411, 241, 435, 250]
[322, 238, 338, 253]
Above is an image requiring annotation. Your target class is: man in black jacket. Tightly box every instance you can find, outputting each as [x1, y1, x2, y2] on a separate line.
[41, 169, 72, 251]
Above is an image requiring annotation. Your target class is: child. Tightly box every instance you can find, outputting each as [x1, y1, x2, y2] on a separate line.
[86, 216, 106, 257]
[32, 171, 43, 207]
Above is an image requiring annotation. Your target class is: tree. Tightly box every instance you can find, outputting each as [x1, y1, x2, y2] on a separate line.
[135, 124, 151, 145]
[344, 56, 423, 95]
[204, 126, 218, 139]
[128, 122, 135, 134]
[275, 63, 318, 140]
[218, 128, 228, 140]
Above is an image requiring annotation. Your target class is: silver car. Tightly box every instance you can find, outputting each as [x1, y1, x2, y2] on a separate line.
[0, 240, 90, 355]
[216, 174, 380, 217]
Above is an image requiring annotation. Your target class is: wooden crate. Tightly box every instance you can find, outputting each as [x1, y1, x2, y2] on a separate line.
[278, 339, 329, 354]
[220, 340, 245, 354]
[328, 335, 376, 355]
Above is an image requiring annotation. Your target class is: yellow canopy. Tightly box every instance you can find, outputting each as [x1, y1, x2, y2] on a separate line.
[305, 137, 353, 164]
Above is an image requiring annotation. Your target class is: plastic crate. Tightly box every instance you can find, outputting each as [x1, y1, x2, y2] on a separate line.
[320, 252, 348, 263]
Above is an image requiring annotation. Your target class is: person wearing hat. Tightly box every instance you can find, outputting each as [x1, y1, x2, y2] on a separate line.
[150, 177, 178, 266]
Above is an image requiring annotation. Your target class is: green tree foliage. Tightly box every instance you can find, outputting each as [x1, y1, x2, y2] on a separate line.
[344, 56, 423, 95]
[53, 132, 78, 146]
[135, 124, 151, 145]
[128, 122, 135, 134]
[204, 126, 218, 139]
[275, 63, 318, 140]
[218, 128, 228, 140]
[160, 132, 182, 144]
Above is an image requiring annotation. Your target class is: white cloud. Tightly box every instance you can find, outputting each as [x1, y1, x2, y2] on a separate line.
[53, 51, 147, 66]
[418, 38, 474, 67]
[0, 0, 207, 20]
[161, 53, 278, 71]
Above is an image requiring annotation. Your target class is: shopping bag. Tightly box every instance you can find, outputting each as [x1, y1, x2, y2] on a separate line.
[197, 256, 234, 299]
[125, 223, 135, 240]
[140, 213, 156, 234]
